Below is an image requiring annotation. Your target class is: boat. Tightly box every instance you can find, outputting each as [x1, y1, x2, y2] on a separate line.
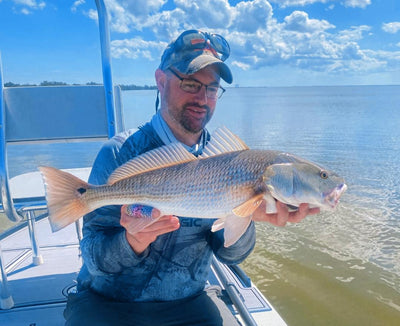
[0, 1, 287, 325]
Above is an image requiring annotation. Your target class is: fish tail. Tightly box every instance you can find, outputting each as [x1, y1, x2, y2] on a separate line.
[39, 166, 92, 232]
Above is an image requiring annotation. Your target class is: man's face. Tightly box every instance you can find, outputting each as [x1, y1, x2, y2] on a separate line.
[160, 65, 220, 134]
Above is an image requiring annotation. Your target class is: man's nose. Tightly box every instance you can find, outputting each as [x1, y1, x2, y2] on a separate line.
[193, 85, 208, 104]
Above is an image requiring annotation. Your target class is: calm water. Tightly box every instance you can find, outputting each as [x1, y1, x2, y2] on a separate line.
[5, 86, 400, 325]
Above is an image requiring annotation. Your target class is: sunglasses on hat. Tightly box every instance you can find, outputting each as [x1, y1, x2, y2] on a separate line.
[172, 29, 230, 61]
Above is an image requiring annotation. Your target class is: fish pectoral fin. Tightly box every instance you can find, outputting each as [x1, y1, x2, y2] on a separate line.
[232, 194, 264, 217]
[211, 214, 252, 248]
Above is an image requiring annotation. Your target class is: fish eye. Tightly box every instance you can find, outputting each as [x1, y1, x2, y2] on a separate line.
[320, 170, 329, 179]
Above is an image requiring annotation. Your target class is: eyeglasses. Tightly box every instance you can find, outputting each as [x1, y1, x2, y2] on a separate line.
[173, 30, 230, 61]
[168, 68, 226, 99]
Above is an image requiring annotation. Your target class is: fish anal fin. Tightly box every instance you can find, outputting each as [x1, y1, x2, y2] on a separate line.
[123, 211, 162, 235]
[211, 217, 225, 232]
[212, 214, 252, 247]
[232, 194, 264, 217]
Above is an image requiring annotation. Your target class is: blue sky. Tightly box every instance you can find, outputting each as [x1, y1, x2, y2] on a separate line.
[0, 0, 399, 87]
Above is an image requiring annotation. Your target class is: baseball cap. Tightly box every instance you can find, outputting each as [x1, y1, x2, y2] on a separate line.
[159, 30, 233, 84]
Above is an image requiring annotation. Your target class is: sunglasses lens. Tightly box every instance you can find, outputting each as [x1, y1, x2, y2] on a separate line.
[175, 30, 230, 61]
[208, 34, 230, 60]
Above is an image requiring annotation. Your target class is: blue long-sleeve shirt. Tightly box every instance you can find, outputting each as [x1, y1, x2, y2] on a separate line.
[77, 122, 256, 302]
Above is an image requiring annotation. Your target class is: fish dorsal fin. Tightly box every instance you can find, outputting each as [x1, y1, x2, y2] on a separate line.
[107, 142, 196, 185]
[200, 126, 249, 158]
[107, 127, 247, 185]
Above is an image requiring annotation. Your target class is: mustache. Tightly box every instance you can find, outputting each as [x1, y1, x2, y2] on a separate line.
[184, 102, 210, 111]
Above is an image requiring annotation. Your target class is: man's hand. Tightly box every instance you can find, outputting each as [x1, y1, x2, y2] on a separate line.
[120, 205, 180, 255]
[252, 200, 320, 226]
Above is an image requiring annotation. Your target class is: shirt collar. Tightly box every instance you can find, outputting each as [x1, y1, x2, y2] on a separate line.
[150, 110, 207, 156]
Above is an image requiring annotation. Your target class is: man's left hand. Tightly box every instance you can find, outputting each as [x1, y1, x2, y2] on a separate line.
[252, 200, 320, 227]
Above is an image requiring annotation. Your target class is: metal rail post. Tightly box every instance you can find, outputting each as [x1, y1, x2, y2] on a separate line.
[95, 0, 116, 138]
[26, 211, 43, 265]
[0, 242, 14, 309]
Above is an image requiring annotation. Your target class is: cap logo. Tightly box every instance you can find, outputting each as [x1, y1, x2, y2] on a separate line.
[190, 38, 205, 45]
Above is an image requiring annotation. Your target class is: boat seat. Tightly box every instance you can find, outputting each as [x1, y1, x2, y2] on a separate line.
[0, 54, 125, 310]
[0, 84, 124, 221]
[0, 0, 127, 313]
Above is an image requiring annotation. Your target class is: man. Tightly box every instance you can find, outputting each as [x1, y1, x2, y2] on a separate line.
[64, 30, 319, 325]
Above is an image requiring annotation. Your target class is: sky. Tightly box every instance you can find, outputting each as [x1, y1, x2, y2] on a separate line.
[0, 0, 399, 87]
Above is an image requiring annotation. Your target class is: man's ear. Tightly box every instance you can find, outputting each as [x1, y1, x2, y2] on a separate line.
[155, 69, 167, 93]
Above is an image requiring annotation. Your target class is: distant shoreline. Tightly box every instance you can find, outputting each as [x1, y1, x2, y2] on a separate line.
[4, 82, 399, 89]
[4, 81, 157, 90]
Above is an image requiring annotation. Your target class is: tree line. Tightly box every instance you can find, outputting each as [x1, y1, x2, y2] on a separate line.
[4, 81, 157, 90]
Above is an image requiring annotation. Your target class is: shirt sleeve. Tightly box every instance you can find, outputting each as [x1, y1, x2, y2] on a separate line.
[80, 131, 148, 276]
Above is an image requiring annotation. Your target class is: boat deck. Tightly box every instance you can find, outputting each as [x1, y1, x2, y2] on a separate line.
[0, 216, 286, 325]
[0, 218, 81, 325]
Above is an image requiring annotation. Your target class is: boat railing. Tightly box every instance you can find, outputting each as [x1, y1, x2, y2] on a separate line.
[211, 257, 258, 326]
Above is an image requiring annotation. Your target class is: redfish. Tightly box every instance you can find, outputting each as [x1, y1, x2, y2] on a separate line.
[40, 127, 347, 247]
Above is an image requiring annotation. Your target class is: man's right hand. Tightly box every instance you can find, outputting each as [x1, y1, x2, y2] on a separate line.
[120, 205, 180, 255]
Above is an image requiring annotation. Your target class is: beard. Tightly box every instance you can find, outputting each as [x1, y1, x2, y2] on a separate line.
[161, 81, 214, 134]
[178, 102, 213, 134]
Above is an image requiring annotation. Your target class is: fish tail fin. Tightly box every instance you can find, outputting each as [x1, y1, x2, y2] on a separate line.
[212, 214, 252, 247]
[39, 166, 92, 232]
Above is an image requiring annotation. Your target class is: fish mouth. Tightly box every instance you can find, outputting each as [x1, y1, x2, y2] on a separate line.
[324, 183, 347, 209]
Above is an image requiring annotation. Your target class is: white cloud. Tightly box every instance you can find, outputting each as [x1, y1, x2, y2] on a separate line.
[336, 25, 371, 42]
[111, 37, 167, 60]
[343, 0, 371, 9]
[10, 0, 45, 14]
[144, 9, 187, 40]
[89, 0, 167, 33]
[269, 0, 329, 7]
[12, 0, 44, 6]
[382, 22, 400, 34]
[269, 0, 371, 8]
[283, 11, 334, 33]
[231, 0, 273, 33]
[117, 0, 166, 17]
[174, 0, 232, 29]
[71, 0, 85, 13]
[104, 0, 135, 33]
[231, 61, 251, 70]
[104, 0, 399, 76]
